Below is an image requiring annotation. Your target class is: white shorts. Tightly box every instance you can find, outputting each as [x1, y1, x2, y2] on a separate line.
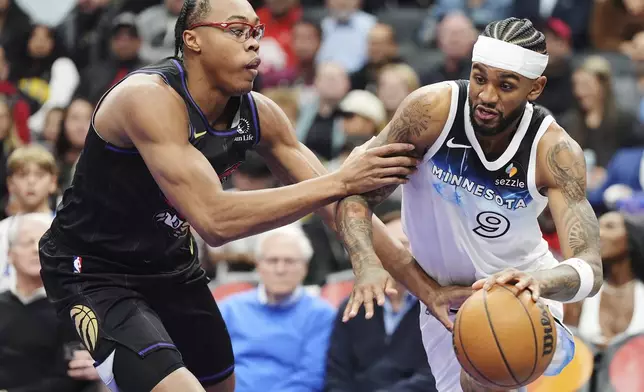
[419, 299, 575, 392]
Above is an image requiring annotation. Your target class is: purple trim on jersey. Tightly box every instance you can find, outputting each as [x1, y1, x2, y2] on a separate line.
[105, 144, 139, 154]
[246, 93, 261, 146]
[198, 364, 235, 382]
[171, 59, 239, 137]
[138, 342, 176, 356]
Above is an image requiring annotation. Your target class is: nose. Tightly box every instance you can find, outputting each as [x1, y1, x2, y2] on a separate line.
[478, 83, 499, 106]
[245, 37, 259, 52]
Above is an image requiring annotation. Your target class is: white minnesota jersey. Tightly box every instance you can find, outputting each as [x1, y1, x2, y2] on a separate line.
[402, 80, 559, 294]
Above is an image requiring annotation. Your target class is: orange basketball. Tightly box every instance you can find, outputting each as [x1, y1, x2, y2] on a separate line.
[453, 284, 557, 390]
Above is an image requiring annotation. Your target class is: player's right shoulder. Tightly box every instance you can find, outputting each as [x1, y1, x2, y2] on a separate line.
[387, 81, 454, 148]
[101, 74, 188, 143]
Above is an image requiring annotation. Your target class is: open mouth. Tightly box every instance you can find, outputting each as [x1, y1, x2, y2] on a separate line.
[475, 106, 499, 121]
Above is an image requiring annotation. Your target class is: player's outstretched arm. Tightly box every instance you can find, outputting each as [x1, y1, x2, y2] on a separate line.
[532, 125, 603, 302]
[335, 84, 454, 319]
[112, 76, 415, 247]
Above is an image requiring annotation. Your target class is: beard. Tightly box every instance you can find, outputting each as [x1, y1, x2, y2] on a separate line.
[469, 101, 527, 137]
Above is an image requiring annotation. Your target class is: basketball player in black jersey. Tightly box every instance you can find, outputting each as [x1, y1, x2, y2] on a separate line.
[38, 0, 424, 391]
[337, 18, 603, 391]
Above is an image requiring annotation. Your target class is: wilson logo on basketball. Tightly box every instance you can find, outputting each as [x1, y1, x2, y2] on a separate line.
[538, 303, 555, 356]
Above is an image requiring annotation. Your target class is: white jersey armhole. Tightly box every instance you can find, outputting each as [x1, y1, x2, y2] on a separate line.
[527, 115, 554, 204]
[422, 80, 460, 163]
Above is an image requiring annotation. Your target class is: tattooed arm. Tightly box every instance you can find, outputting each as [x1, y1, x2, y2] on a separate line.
[336, 84, 452, 309]
[532, 124, 603, 301]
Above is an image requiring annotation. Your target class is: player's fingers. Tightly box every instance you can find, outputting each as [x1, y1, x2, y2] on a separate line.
[471, 278, 486, 290]
[348, 290, 365, 319]
[529, 281, 541, 302]
[378, 166, 417, 178]
[374, 284, 386, 306]
[377, 155, 420, 168]
[369, 143, 416, 157]
[362, 287, 375, 319]
[384, 277, 398, 296]
[482, 276, 499, 291]
[68, 359, 95, 369]
[434, 307, 454, 332]
[73, 350, 93, 361]
[342, 292, 356, 322]
[496, 270, 519, 284]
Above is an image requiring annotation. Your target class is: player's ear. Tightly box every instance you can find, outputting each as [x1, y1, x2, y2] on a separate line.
[183, 30, 202, 54]
[526, 76, 547, 101]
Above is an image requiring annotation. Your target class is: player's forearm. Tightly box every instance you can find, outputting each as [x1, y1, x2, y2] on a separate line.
[336, 195, 441, 299]
[532, 258, 601, 302]
[202, 173, 345, 246]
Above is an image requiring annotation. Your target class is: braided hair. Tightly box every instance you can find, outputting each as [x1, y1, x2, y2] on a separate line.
[481, 17, 547, 55]
[174, 0, 212, 59]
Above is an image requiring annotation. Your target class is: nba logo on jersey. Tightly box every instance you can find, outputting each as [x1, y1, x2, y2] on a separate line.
[73, 256, 83, 273]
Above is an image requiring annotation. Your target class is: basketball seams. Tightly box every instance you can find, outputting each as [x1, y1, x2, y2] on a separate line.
[498, 285, 539, 384]
[453, 298, 500, 387]
[482, 289, 521, 386]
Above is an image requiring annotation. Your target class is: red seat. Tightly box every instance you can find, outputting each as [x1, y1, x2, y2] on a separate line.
[212, 281, 255, 301]
[609, 335, 644, 392]
[321, 280, 354, 308]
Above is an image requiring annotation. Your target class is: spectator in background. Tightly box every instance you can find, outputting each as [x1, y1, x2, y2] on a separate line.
[317, 0, 376, 73]
[40, 107, 64, 152]
[324, 213, 436, 392]
[565, 212, 644, 350]
[76, 12, 144, 105]
[0, 96, 23, 214]
[337, 89, 386, 139]
[0, 45, 31, 143]
[296, 62, 350, 161]
[0, 145, 57, 290]
[136, 0, 183, 63]
[586, 148, 644, 212]
[377, 63, 420, 122]
[432, 0, 512, 30]
[591, 0, 644, 52]
[420, 11, 476, 86]
[350, 23, 403, 93]
[55, 97, 93, 190]
[262, 87, 300, 126]
[0, 0, 31, 60]
[561, 56, 638, 172]
[534, 18, 574, 118]
[0, 214, 97, 391]
[220, 223, 335, 392]
[261, 19, 321, 95]
[9, 24, 79, 135]
[512, 0, 592, 49]
[57, 0, 113, 71]
[256, 0, 302, 79]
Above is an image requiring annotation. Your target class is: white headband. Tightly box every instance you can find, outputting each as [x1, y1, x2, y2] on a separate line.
[471, 35, 549, 79]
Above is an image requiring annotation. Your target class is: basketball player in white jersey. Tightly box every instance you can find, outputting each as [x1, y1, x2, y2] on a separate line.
[335, 18, 603, 391]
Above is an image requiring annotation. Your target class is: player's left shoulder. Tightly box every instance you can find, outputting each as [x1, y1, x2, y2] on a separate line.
[534, 121, 586, 187]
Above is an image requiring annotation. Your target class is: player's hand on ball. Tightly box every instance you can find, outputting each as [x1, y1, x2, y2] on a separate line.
[337, 140, 419, 195]
[425, 285, 474, 332]
[472, 268, 541, 301]
[342, 266, 397, 322]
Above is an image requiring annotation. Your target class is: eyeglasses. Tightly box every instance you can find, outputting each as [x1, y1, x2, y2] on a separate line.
[188, 22, 265, 43]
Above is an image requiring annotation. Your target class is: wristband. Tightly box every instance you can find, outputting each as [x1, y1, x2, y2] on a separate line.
[559, 258, 594, 303]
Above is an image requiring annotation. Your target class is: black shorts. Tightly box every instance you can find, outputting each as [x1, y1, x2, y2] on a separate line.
[39, 230, 235, 390]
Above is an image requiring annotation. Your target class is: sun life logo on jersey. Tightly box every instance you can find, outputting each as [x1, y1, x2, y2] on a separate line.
[234, 118, 253, 142]
[431, 164, 528, 210]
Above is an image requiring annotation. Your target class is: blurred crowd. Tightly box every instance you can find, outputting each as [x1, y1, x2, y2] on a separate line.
[2, 0, 644, 391]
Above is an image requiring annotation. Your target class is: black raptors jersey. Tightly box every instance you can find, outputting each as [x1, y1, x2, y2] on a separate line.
[49, 58, 261, 272]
